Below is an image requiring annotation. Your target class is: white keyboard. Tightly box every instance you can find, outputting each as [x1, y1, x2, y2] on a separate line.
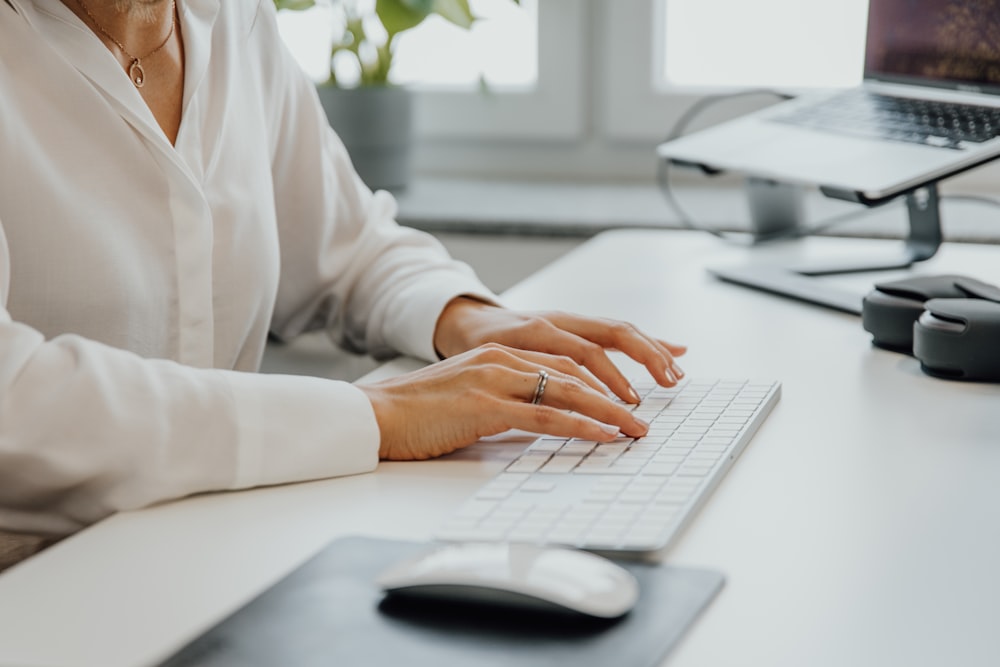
[435, 378, 781, 554]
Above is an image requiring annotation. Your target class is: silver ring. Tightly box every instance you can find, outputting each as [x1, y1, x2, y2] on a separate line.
[530, 370, 549, 405]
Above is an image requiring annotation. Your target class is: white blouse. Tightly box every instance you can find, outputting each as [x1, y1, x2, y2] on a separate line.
[0, 0, 495, 536]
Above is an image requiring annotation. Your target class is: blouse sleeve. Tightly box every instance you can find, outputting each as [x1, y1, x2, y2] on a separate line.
[0, 220, 379, 537]
[256, 2, 499, 362]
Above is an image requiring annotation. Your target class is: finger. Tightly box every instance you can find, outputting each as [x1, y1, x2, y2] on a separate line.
[482, 353, 646, 436]
[474, 321, 644, 402]
[478, 344, 611, 398]
[656, 339, 688, 357]
[530, 317, 677, 394]
[454, 360, 634, 442]
[511, 328, 641, 403]
[654, 339, 686, 381]
[502, 399, 649, 442]
[504, 400, 643, 443]
[545, 312, 684, 388]
[523, 371, 649, 438]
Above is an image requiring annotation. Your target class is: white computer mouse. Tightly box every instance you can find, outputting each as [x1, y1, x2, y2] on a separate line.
[375, 542, 639, 619]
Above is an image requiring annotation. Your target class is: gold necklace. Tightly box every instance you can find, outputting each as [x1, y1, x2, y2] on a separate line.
[75, 0, 176, 88]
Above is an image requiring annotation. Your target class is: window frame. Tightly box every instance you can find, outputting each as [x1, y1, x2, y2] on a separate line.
[413, 0, 585, 140]
[413, 0, 762, 181]
[601, 0, 790, 142]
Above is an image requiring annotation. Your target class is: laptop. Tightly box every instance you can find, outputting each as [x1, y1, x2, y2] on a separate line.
[657, 0, 1000, 204]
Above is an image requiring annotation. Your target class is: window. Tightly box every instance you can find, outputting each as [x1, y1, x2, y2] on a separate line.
[277, 0, 537, 89]
[604, 0, 870, 141]
[392, 0, 537, 90]
[275, 0, 583, 139]
[660, 0, 867, 90]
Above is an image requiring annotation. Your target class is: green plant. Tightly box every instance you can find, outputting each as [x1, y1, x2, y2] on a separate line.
[274, 0, 521, 87]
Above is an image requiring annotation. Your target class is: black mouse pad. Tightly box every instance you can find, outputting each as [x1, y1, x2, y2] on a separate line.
[158, 536, 725, 667]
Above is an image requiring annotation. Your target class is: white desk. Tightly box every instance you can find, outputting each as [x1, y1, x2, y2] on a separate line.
[1, 229, 999, 667]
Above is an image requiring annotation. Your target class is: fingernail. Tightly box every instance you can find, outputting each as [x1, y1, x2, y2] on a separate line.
[627, 386, 641, 403]
[633, 417, 650, 433]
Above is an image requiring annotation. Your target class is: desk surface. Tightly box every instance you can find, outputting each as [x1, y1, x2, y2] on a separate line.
[1, 230, 999, 667]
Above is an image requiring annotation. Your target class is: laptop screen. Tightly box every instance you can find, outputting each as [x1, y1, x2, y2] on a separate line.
[864, 0, 1000, 93]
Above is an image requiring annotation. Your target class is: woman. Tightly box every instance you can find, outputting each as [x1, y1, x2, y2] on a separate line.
[0, 0, 685, 563]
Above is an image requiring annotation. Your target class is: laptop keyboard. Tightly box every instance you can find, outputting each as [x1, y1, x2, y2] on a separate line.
[772, 89, 1000, 150]
[435, 378, 781, 554]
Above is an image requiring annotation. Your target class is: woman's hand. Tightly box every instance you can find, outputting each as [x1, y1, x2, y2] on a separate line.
[357, 344, 651, 461]
[433, 297, 687, 403]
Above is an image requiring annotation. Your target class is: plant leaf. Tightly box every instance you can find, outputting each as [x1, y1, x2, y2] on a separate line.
[398, 0, 437, 12]
[273, 0, 315, 11]
[431, 0, 475, 29]
[376, 0, 434, 39]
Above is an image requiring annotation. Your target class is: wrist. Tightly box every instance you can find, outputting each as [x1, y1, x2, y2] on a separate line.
[433, 296, 493, 359]
[357, 383, 394, 459]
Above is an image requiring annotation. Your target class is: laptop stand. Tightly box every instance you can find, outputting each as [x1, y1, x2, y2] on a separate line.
[710, 182, 944, 315]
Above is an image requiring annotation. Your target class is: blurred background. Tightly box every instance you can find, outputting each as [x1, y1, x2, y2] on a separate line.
[265, 0, 1000, 378]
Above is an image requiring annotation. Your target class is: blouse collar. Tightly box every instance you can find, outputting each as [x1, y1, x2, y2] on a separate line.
[11, 0, 222, 181]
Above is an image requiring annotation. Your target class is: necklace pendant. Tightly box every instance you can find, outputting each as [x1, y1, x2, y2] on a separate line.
[129, 59, 145, 88]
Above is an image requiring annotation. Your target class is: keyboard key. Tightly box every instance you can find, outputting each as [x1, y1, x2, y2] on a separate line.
[454, 500, 497, 519]
[561, 442, 597, 455]
[642, 463, 680, 476]
[528, 439, 566, 453]
[677, 463, 715, 477]
[584, 494, 618, 506]
[619, 489, 658, 504]
[537, 456, 582, 474]
[576, 467, 636, 475]
[520, 480, 557, 493]
[505, 454, 551, 473]
[475, 487, 515, 500]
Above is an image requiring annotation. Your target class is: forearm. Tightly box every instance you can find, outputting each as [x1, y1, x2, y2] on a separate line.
[0, 320, 378, 536]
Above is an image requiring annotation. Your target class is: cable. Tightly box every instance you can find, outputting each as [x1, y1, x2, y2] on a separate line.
[663, 88, 791, 143]
[941, 193, 1000, 210]
[657, 89, 787, 243]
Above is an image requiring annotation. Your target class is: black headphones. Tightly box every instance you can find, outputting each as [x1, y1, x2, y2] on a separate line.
[861, 274, 1000, 381]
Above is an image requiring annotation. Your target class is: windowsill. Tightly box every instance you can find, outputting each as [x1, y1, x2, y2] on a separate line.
[394, 177, 1000, 243]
